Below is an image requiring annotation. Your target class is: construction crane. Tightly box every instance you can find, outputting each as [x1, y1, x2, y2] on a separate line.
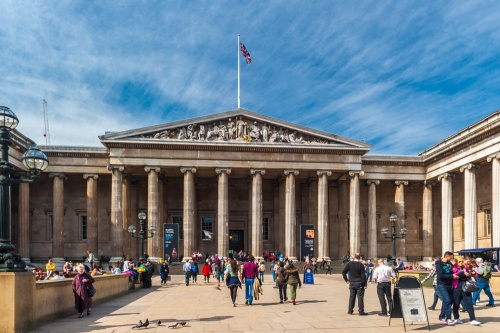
[43, 99, 51, 145]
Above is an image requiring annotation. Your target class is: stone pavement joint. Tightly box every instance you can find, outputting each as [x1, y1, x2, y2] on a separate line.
[31, 274, 498, 332]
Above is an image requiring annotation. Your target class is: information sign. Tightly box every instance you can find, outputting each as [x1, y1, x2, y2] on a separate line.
[163, 223, 179, 262]
[300, 225, 314, 260]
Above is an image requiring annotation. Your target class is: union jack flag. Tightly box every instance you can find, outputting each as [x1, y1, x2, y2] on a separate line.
[240, 42, 252, 64]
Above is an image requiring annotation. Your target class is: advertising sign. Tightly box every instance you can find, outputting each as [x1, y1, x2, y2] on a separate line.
[300, 224, 315, 260]
[163, 223, 179, 262]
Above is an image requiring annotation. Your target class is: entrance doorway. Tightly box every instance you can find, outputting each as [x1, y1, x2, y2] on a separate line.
[229, 229, 244, 253]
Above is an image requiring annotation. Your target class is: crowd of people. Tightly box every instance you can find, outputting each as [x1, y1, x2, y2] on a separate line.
[340, 251, 497, 327]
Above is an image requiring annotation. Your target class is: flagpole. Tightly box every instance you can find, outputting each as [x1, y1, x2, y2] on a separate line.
[237, 34, 241, 109]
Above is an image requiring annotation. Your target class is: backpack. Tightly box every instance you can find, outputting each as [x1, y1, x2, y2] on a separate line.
[191, 264, 198, 273]
[481, 263, 492, 279]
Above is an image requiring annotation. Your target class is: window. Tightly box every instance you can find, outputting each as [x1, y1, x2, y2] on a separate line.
[418, 218, 423, 241]
[201, 217, 213, 240]
[48, 214, 53, 241]
[485, 209, 492, 236]
[80, 215, 88, 241]
[263, 218, 269, 241]
[172, 216, 183, 240]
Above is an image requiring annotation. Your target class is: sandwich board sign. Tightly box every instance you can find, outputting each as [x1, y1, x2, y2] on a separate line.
[390, 276, 430, 332]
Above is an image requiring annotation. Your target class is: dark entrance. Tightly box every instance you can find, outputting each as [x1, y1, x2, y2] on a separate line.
[229, 229, 244, 253]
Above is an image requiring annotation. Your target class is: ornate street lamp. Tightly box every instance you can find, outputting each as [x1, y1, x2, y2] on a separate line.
[0, 106, 49, 272]
[380, 213, 407, 266]
[128, 211, 156, 261]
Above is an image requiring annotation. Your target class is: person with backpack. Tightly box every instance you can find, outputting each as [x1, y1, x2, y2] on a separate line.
[191, 261, 199, 283]
[276, 261, 288, 303]
[472, 257, 495, 307]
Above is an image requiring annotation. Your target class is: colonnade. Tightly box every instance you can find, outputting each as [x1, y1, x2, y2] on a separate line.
[13, 155, 500, 260]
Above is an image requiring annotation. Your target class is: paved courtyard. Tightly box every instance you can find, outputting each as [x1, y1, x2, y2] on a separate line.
[32, 273, 499, 332]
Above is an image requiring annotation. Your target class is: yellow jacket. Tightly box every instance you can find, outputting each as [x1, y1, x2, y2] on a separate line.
[46, 262, 56, 271]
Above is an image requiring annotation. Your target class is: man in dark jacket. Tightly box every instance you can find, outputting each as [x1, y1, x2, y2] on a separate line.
[342, 253, 368, 315]
[436, 251, 458, 326]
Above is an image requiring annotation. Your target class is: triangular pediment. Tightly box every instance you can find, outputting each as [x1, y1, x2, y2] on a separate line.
[99, 109, 370, 151]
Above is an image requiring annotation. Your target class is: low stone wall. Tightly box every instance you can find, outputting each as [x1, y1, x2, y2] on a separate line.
[0, 272, 132, 333]
[397, 270, 500, 295]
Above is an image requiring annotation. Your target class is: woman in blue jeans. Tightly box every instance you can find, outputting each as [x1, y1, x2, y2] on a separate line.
[241, 255, 258, 305]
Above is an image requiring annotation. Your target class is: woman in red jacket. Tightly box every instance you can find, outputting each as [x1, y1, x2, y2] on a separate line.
[202, 261, 211, 283]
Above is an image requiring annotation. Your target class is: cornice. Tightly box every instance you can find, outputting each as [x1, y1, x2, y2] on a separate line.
[102, 140, 368, 155]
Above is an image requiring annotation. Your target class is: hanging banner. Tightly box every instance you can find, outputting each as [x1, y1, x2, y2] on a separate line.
[300, 224, 315, 260]
[163, 223, 179, 262]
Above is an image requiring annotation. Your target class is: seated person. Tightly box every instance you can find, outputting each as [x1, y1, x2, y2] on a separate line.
[49, 271, 65, 280]
[111, 264, 122, 274]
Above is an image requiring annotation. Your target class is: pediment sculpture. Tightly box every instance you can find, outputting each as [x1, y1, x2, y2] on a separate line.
[145, 117, 331, 145]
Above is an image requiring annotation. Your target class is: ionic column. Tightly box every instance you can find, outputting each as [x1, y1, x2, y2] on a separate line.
[422, 181, 434, 258]
[146, 166, 161, 258]
[338, 181, 349, 256]
[122, 176, 131, 259]
[487, 153, 500, 247]
[366, 180, 380, 259]
[110, 166, 124, 257]
[181, 167, 196, 259]
[216, 168, 231, 258]
[349, 171, 364, 256]
[438, 173, 454, 252]
[83, 174, 99, 258]
[49, 173, 65, 258]
[284, 169, 299, 259]
[460, 164, 479, 249]
[18, 183, 30, 260]
[394, 180, 408, 258]
[250, 169, 265, 258]
[317, 171, 331, 259]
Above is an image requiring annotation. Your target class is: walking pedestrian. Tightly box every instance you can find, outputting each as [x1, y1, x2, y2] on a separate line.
[202, 260, 211, 283]
[285, 262, 302, 305]
[258, 261, 266, 282]
[183, 259, 192, 286]
[436, 251, 458, 326]
[452, 258, 481, 325]
[191, 261, 199, 283]
[72, 264, 95, 318]
[160, 261, 169, 285]
[241, 254, 258, 305]
[372, 259, 394, 316]
[472, 257, 495, 307]
[365, 260, 374, 283]
[342, 253, 368, 315]
[421, 260, 442, 310]
[276, 262, 288, 303]
[225, 259, 242, 307]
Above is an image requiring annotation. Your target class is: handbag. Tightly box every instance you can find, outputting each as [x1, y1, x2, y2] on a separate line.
[87, 284, 96, 297]
[462, 279, 479, 294]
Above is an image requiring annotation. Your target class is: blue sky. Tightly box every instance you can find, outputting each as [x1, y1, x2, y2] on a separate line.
[1, 1, 500, 154]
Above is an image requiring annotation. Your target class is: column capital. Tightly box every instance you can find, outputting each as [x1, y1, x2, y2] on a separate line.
[250, 169, 265, 176]
[107, 165, 125, 172]
[216, 168, 232, 175]
[422, 180, 435, 187]
[144, 166, 161, 173]
[487, 152, 500, 162]
[284, 169, 299, 176]
[365, 179, 380, 186]
[49, 173, 66, 180]
[460, 163, 480, 172]
[316, 170, 332, 177]
[180, 167, 197, 174]
[348, 170, 364, 177]
[394, 180, 408, 186]
[83, 174, 99, 180]
[438, 172, 455, 181]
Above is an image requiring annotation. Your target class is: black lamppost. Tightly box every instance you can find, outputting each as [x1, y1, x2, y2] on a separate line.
[380, 213, 407, 266]
[0, 106, 49, 272]
[128, 211, 156, 261]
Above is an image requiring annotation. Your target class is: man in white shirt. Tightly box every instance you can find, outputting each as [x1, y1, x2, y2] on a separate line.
[372, 259, 395, 316]
[183, 260, 192, 286]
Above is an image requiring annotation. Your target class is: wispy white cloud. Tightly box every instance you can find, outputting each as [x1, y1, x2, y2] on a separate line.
[1, 1, 500, 153]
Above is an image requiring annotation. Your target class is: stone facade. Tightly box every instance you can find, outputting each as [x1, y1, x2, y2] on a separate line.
[6, 109, 500, 261]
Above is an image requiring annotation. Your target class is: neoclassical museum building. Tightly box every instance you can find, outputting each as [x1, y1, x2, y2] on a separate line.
[7, 109, 500, 262]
